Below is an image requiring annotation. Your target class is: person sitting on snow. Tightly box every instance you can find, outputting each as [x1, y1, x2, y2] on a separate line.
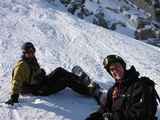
[5, 42, 101, 105]
[85, 55, 159, 120]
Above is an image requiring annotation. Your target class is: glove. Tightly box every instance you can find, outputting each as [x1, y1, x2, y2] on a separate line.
[103, 112, 113, 120]
[5, 94, 19, 105]
[85, 111, 104, 120]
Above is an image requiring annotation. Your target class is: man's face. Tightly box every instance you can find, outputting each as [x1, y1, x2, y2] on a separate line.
[109, 63, 125, 82]
[23, 48, 35, 59]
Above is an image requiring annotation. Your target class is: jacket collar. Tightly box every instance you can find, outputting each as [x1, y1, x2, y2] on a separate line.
[114, 65, 139, 87]
[123, 65, 140, 86]
[21, 55, 40, 68]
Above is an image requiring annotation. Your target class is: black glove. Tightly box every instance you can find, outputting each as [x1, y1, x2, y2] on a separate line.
[103, 112, 113, 120]
[5, 94, 19, 105]
[85, 111, 104, 120]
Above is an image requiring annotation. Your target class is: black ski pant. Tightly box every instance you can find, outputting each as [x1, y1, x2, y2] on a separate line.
[34, 67, 93, 96]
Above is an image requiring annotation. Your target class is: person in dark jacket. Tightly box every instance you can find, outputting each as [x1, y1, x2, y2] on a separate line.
[86, 55, 158, 120]
[5, 42, 100, 105]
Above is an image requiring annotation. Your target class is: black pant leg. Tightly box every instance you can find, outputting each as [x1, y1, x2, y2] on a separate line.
[48, 67, 92, 96]
[63, 70, 92, 96]
[35, 67, 68, 96]
[68, 77, 92, 96]
[36, 67, 94, 96]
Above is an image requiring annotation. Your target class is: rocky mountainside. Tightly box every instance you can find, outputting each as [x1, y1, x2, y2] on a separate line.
[49, 0, 160, 46]
[130, 0, 160, 21]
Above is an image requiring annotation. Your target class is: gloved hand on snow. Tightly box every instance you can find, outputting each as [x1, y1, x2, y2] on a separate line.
[5, 94, 19, 105]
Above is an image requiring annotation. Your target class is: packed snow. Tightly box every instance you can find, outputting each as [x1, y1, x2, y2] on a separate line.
[0, 0, 160, 120]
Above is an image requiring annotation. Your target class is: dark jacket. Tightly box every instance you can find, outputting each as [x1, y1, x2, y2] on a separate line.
[102, 66, 155, 120]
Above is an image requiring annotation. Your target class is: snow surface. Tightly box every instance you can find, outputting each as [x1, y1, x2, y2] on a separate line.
[0, 0, 160, 120]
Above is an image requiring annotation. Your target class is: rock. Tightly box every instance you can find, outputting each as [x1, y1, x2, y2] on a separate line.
[93, 8, 108, 28]
[110, 22, 126, 30]
[155, 7, 160, 22]
[97, 0, 100, 4]
[129, 0, 160, 22]
[60, 0, 71, 6]
[128, 15, 151, 29]
[135, 26, 160, 40]
[67, 0, 85, 14]
[77, 5, 92, 18]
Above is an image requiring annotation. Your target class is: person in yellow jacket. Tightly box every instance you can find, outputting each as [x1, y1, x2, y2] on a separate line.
[5, 42, 45, 105]
[5, 42, 102, 105]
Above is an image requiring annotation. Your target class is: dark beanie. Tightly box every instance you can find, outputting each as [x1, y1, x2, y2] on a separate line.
[21, 42, 36, 52]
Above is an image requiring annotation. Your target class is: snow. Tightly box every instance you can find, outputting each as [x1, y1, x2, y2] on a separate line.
[77, 0, 156, 39]
[0, 0, 160, 120]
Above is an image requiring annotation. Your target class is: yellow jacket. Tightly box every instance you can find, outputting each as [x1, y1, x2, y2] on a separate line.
[11, 59, 40, 95]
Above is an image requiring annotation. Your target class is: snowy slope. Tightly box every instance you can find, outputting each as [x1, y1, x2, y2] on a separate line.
[0, 0, 160, 120]
[52, 0, 160, 42]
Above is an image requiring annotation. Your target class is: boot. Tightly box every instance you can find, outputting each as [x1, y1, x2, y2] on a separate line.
[72, 65, 91, 86]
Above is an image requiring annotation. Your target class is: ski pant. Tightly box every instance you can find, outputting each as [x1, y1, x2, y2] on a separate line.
[32, 67, 96, 96]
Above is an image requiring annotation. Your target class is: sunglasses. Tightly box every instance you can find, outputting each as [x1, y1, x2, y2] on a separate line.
[23, 50, 35, 54]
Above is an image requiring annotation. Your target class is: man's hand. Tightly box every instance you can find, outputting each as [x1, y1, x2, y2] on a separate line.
[103, 112, 113, 120]
[85, 111, 104, 120]
[5, 94, 19, 105]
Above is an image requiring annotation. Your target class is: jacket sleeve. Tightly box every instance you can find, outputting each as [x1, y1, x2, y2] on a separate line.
[11, 62, 29, 95]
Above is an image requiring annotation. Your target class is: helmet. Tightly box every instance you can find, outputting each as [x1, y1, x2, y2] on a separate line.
[103, 55, 126, 73]
[21, 42, 36, 53]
